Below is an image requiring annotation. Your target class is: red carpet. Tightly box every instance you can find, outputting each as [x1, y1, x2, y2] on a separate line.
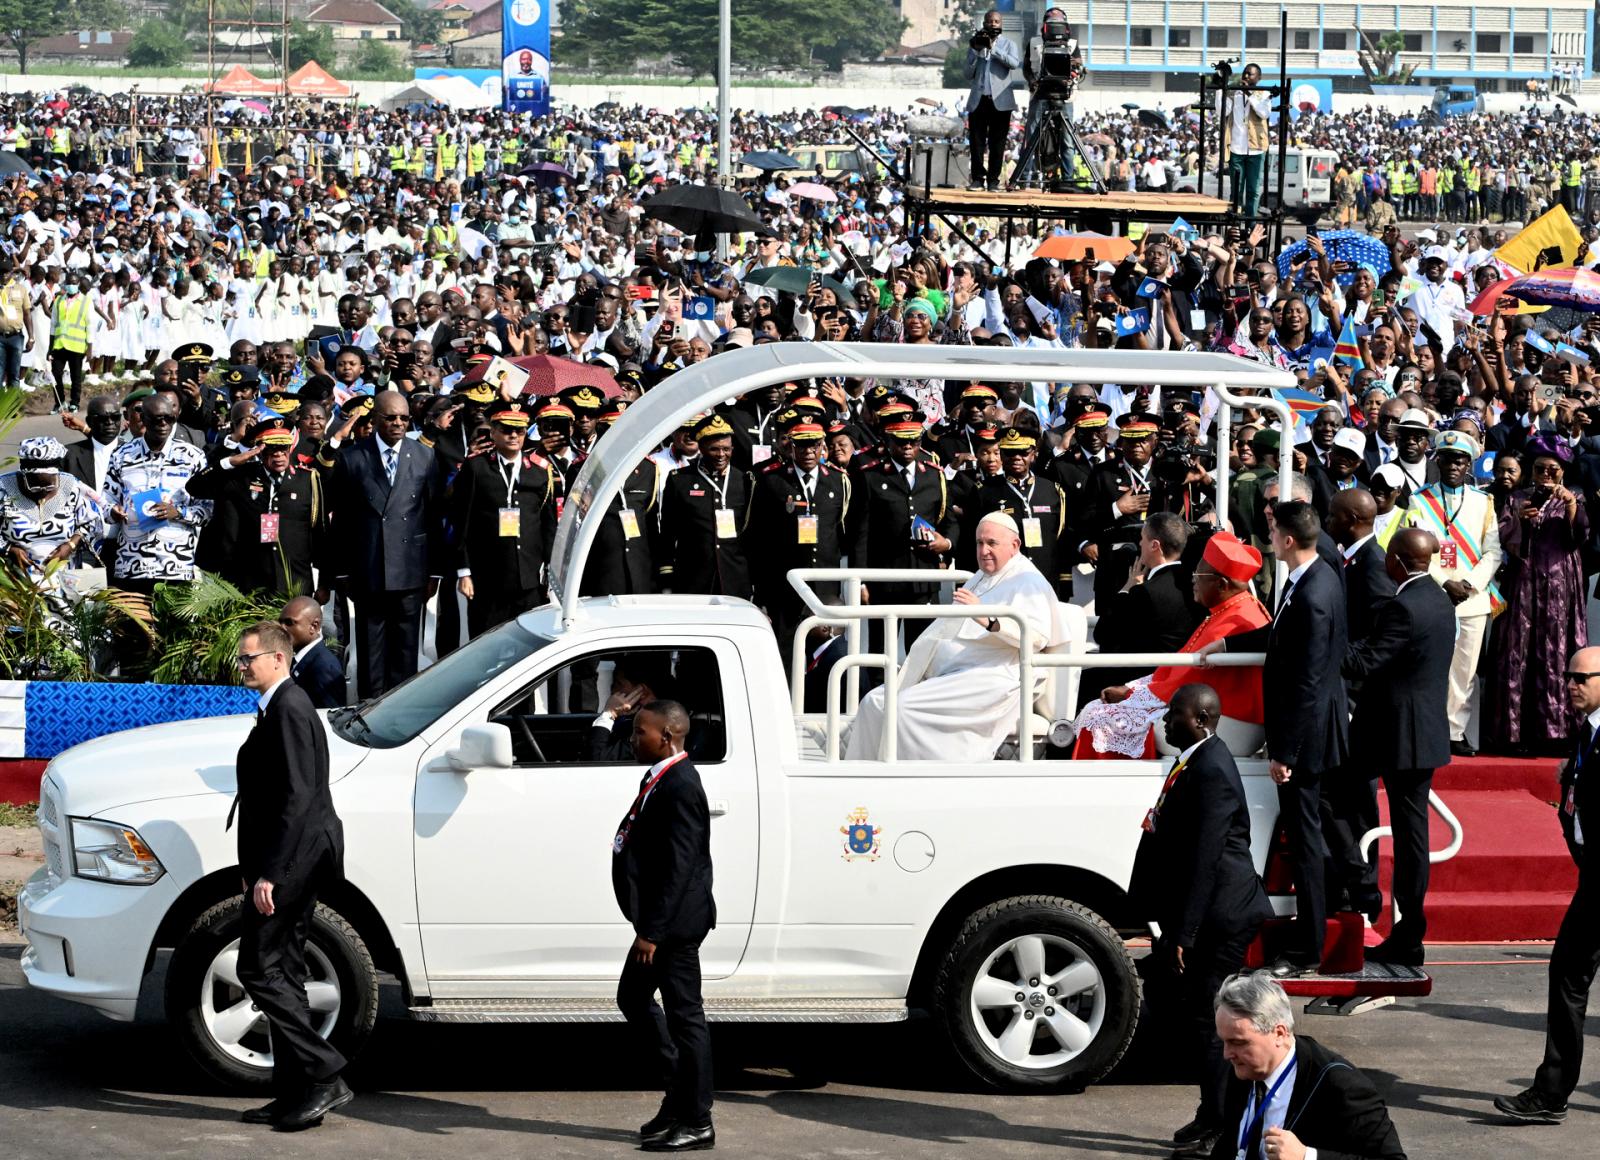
[0, 760, 46, 807]
[1382, 756, 1577, 943]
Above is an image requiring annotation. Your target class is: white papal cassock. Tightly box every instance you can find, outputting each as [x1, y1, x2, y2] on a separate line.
[845, 551, 1064, 762]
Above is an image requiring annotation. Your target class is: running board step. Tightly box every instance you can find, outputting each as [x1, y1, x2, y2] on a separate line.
[409, 997, 910, 1024]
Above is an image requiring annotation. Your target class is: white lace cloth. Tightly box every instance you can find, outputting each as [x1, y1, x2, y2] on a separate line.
[1072, 676, 1164, 757]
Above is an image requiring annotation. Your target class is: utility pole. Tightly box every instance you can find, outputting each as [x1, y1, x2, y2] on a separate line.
[717, 0, 730, 182]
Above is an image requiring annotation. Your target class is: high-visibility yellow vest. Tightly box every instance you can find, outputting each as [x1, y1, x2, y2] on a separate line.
[50, 128, 70, 155]
[468, 142, 485, 175]
[439, 140, 458, 172]
[15, 130, 28, 151]
[427, 223, 457, 258]
[51, 294, 90, 353]
[1567, 159, 1583, 187]
[1438, 167, 1454, 194]
[1464, 167, 1480, 192]
[501, 137, 520, 168]
[388, 144, 405, 170]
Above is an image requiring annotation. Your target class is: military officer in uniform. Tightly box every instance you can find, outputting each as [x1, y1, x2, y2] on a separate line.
[978, 427, 1072, 598]
[184, 418, 325, 597]
[450, 403, 558, 637]
[1403, 429, 1501, 756]
[1084, 412, 1163, 602]
[848, 416, 959, 670]
[950, 425, 1003, 571]
[581, 404, 662, 598]
[658, 414, 755, 598]
[751, 420, 852, 669]
[934, 384, 1001, 469]
[558, 384, 606, 457]
[719, 381, 789, 471]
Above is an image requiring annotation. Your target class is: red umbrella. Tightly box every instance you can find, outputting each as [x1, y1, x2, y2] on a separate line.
[1467, 276, 1519, 315]
[459, 354, 621, 398]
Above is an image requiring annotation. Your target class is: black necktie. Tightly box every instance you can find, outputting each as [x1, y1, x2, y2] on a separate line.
[256, 708, 265, 725]
[1244, 1080, 1269, 1159]
[1276, 578, 1297, 619]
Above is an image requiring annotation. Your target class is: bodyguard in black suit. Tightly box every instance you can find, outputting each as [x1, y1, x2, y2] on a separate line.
[613, 701, 716, 1152]
[1210, 973, 1405, 1160]
[449, 403, 557, 638]
[1341, 530, 1455, 965]
[1210, 501, 1349, 975]
[658, 414, 754, 599]
[1327, 490, 1397, 643]
[325, 392, 445, 697]
[279, 595, 346, 710]
[62, 394, 123, 492]
[231, 622, 351, 1131]
[1133, 686, 1274, 1153]
[1093, 513, 1201, 692]
[185, 421, 326, 597]
[1493, 643, 1600, 1124]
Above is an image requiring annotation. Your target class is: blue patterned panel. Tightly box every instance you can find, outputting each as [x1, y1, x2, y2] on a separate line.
[24, 682, 258, 758]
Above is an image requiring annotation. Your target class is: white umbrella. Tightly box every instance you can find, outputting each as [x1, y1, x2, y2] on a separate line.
[789, 181, 837, 202]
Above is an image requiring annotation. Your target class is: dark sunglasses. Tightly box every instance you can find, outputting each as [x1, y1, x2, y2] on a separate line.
[1564, 671, 1600, 684]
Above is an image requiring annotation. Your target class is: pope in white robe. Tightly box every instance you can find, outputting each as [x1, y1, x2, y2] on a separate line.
[846, 512, 1064, 762]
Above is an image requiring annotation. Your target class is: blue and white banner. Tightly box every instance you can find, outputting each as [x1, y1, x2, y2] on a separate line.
[502, 0, 552, 116]
[0, 680, 257, 759]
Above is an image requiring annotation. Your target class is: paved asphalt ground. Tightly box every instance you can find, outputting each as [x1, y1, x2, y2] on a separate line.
[0, 931, 1593, 1160]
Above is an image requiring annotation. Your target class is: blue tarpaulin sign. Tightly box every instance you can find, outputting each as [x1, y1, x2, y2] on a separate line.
[502, 0, 551, 116]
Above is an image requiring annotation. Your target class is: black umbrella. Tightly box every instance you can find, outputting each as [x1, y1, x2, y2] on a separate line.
[739, 150, 801, 171]
[0, 152, 37, 179]
[642, 183, 766, 237]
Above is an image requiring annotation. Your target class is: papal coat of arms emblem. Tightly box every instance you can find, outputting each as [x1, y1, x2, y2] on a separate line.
[840, 807, 882, 861]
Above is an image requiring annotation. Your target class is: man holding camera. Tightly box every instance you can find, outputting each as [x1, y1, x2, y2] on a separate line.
[1223, 62, 1273, 221]
[965, 10, 1021, 193]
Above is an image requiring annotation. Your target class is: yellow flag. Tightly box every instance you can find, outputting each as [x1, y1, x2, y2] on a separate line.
[1495, 205, 1584, 274]
[209, 132, 222, 175]
[243, 137, 253, 177]
[133, 142, 143, 175]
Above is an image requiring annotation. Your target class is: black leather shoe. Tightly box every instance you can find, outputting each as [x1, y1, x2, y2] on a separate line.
[273, 1077, 353, 1132]
[1449, 739, 1478, 757]
[1493, 1087, 1567, 1122]
[1170, 1131, 1220, 1158]
[1171, 1116, 1217, 1145]
[1267, 957, 1320, 979]
[241, 1097, 292, 1125]
[642, 1122, 715, 1151]
[640, 1111, 678, 1144]
[1365, 941, 1424, 967]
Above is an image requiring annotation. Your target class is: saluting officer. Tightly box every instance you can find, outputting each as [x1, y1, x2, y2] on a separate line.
[978, 427, 1072, 598]
[1084, 412, 1162, 602]
[750, 419, 852, 668]
[451, 402, 558, 638]
[184, 417, 326, 597]
[535, 400, 583, 512]
[848, 415, 959, 665]
[581, 403, 662, 598]
[658, 414, 755, 598]
[934, 384, 1001, 470]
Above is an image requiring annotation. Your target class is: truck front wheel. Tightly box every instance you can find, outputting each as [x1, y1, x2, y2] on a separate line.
[933, 895, 1139, 1090]
[164, 896, 379, 1090]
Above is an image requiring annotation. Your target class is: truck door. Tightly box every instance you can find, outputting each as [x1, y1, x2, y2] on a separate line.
[413, 637, 758, 984]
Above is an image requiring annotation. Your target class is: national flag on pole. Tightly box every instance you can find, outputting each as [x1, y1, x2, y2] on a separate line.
[1276, 386, 1332, 420]
[1333, 318, 1365, 368]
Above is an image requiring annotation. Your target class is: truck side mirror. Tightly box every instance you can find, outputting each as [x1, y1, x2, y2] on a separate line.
[447, 724, 515, 772]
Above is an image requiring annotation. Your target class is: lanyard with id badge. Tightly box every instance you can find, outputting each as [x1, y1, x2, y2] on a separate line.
[701, 468, 738, 539]
[259, 478, 280, 544]
[1009, 478, 1044, 548]
[497, 458, 520, 538]
[796, 472, 819, 545]
[1236, 1057, 1297, 1160]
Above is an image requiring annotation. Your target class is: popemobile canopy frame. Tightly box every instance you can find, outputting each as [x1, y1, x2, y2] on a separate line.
[549, 342, 1297, 624]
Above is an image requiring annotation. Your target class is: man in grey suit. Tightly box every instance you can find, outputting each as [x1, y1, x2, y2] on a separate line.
[965, 9, 1020, 192]
[326, 391, 444, 698]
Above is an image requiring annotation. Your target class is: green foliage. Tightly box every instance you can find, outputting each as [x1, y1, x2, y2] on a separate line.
[394, 0, 447, 46]
[143, 575, 285, 686]
[563, 0, 904, 79]
[286, 20, 336, 70]
[943, 43, 967, 88]
[128, 20, 191, 69]
[352, 39, 400, 77]
[0, 800, 37, 828]
[0, 0, 125, 74]
[0, 562, 153, 682]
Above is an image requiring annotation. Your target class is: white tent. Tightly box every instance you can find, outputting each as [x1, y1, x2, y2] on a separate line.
[383, 76, 497, 111]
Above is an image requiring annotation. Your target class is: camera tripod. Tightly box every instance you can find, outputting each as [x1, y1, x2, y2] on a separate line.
[1009, 96, 1106, 194]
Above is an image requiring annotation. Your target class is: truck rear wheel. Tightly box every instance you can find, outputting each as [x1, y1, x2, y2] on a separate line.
[164, 896, 378, 1090]
[933, 895, 1139, 1090]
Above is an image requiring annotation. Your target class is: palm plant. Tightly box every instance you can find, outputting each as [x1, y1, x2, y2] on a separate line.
[141, 575, 288, 686]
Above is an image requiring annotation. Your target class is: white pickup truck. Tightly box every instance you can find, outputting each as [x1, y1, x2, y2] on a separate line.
[19, 346, 1424, 1093]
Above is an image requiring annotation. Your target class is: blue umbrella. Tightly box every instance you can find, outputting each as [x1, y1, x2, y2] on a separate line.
[1394, 116, 1417, 129]
[1275, 229, 1391, 287]
[739, 150, 801, 171]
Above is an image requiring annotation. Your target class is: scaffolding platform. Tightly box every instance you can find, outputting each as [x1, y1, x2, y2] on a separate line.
[908, 185, 1235, 230]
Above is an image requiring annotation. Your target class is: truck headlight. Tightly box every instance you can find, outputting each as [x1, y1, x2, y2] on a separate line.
[69, 818, 166, 886]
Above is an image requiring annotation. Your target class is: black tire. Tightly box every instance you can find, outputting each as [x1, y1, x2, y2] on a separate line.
[933, 894, 1139, 1091]
[164, 896, 378, 1090]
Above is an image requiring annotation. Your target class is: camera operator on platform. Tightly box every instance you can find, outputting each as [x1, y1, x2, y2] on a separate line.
[964, 9, 1022, 192]
[1222, 62, 1272, 221]
[1018, 7, 1087, 188]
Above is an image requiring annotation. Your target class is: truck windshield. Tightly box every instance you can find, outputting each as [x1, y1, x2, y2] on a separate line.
[330, 620, 550, 749]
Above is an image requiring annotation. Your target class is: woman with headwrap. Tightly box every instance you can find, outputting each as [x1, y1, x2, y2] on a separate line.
[1484, 434, 1590, 754]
